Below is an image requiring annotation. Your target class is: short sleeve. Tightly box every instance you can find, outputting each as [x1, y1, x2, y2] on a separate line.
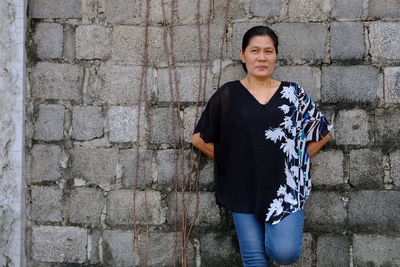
[193, 91, 221, 143]
[297, 84, 333, 143]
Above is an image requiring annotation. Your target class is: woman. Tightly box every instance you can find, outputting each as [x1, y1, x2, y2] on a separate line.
[191, 26, 332, 267]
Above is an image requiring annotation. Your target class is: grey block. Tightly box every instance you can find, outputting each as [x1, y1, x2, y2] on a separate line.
[33, 23, 63, 59]
[270, 23, 328, 64]
[30, 62, 83, 100]
[157, 66, 213, 102]
[71, 147, 118, 187]
[171, 24, 225, 62]
[86, 63, 154, 106]
[282, 232, 314, 267]
[217, 63, 247, 86]
[102, 230, 138, 267]
[108, 106, 147, 143]
[273, 65, 321, 102]
[111, 26, 165, 63]
[30, 186, 62, 222]
[104, 0, 141, 24]
[88, 230, 101, 264]
[76, 25, 110, 60]
[369, 22, 400, 63]
[321, 66, 381, 103]
[304, 191, 346, 228]
[331, 22, 365, 61]
[316, 235, 349, 267]
[31, 144, 62, 182]
[34, 104, 65, 141]
[349, 149, 383, 188]
[200, 233, 240, 266]
[353, 234, 400, 266]
[369, 0, 400, 19]
[375, 108, 400, 147]
[199, 159, 214, 186]
[250, 0, 285, 18]
[335, 109, 370, 145]
[349, 190, 400, 232]
[156, 149, 190, 186]
[66, 187, 105, 226]
[311, 150, 344, 186]
[288, 0, 332, 21]
[167, 192, 221, 225]
[332, 0, 364, 19]
[106, 189, 165, 225]
[384, 67, 400, 104]
[150, 107, 183, 144]
[119, 148, 153, 187]
[389, 150, 400, 187]
[72, 106, 103, 141]
[30, 0, 81, 18]
[32, 226, 87, 263]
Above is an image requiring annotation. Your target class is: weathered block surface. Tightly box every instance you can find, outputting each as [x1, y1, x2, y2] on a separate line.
[106, 189, 165, 225]
[108, 106, 147, 143]
[119, 148, 153, 187]
[200, 232, 240, 266]
[321, 66, 381, 103]
[33, 23, 63, 59]
[32, 226, 87, 263]
[349, 190, 400, 232]
[384, 67, 400, 103]
[375, 108, 400, 147]
[30, 186, 62, 222]
[76, 25, 110, 60]
[316, 235, 349, 267]
[288, 0, 332, 21]
[157, 149, 189, 186]
[250, 0, 285, 18]
[72, 106, 103, 141]
[30, 145, 62, 182]
[349, 149, 383, 188]
[34, 104, 65, 141]
[389, 150, 400, 187]
[335, 109, 370, 145]
[353, 234, 400, 266]
[369, 22, 400, 63]
[331, 22, 364, 61]
[104, 0, 141, 24]
[311, 150, 344, 186]
[30, 0, 82, 18]
[369, 0, 400, 19]
[102, 230, 138, 266]
[150, 108, 183, 144]
[331, 0, 364, 19]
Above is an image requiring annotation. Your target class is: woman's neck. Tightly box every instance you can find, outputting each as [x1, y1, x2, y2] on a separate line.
[246, 74, 274, 90]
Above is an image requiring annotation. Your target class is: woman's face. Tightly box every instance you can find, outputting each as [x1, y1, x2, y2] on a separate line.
[240, 35, 277, 79]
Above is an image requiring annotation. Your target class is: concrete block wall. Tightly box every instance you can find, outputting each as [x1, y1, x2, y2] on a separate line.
[26, 0, 400, 266]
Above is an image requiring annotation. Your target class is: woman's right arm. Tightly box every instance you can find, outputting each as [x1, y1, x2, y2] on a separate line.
[191, 132, 215, 160]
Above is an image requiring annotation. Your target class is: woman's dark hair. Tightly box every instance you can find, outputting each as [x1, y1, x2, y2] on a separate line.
[241, 26, 279, 72]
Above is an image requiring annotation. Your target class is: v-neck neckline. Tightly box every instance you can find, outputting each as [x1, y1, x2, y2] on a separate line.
[237, 80, 283, 107]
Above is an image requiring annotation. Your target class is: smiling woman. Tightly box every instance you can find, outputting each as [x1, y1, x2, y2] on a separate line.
[191, 25, 332, 267]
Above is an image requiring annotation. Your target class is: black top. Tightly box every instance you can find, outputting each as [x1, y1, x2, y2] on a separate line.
[193, 80, 332, 224]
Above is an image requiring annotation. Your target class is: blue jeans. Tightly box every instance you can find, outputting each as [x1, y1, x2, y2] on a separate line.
[232, 209, 304, 267]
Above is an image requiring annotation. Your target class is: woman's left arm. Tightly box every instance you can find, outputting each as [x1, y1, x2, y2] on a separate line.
[307, 133, 331, 157]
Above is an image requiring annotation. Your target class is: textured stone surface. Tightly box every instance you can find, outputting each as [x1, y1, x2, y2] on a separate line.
[250, 0, 285, 18]
[150, 107, 183, 144]
[321, 66, 381, 103]
[369, 22, 400, 63]
[304, 191, 346, 228]
[316, 235, 349, 267]
[311, 150, 344, 186]
[29, 0, 82, 18]
[273, 65, 321, 102]
[102, 230, 138, 266]
[104, 0, 141, 24]
[353, 234, 400, 266]
[277, 232, 314, 267]
[369, 0, 400, 19]
[30, 145, 62, 182]
[157, 149, 189, 186]
[34, 104, 65, 141]
[375, 108, 400, 147]
[119, 148, 153, 187]
[335, 109, 370, 145]
[332, 0, 364, 19]
[106, 189, 165, 225]
[349, 149, 383, 188]
[167, 192, 221, 225]
[30, 186, 62, 222]
[66, 187, 105, 226]
[30, 62, 83, 100]
[200, 233, 241, 266]
[349, 190, 400, 232]
[72, 106, 103, 141]
[108, 106, 147, 143]
[384, 67, 400, 103]
[288, 0, 332, 21]
[331, 22, 364, 61]
[33, 23, 63, 59]
[76, 25, 110, 60]
[270, 23, 328, 64]
[71, 147, 118, 187]
[389, 150, 400, 187]
[32, 226, 87, 263]
[218, 63, 247, 86]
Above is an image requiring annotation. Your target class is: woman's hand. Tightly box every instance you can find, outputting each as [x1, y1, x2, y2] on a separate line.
[307, 133, 331, 157]
[191, 132, 215, 159]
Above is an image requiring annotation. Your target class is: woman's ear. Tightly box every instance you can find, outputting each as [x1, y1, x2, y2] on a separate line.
[240, 49, 245, 63]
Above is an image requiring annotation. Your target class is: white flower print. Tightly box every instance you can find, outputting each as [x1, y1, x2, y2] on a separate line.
[279, 116, 293, 130]
[280, 138, 298, 159]
[284, 162, 297, 190]
[266, 198, 284, 221]
[265, 127, 285, 143]
[284, 192, 298, 205]
[278, 104, 290, 114]
[281, 86, 297, 104]
[277, 185, 287, 196]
